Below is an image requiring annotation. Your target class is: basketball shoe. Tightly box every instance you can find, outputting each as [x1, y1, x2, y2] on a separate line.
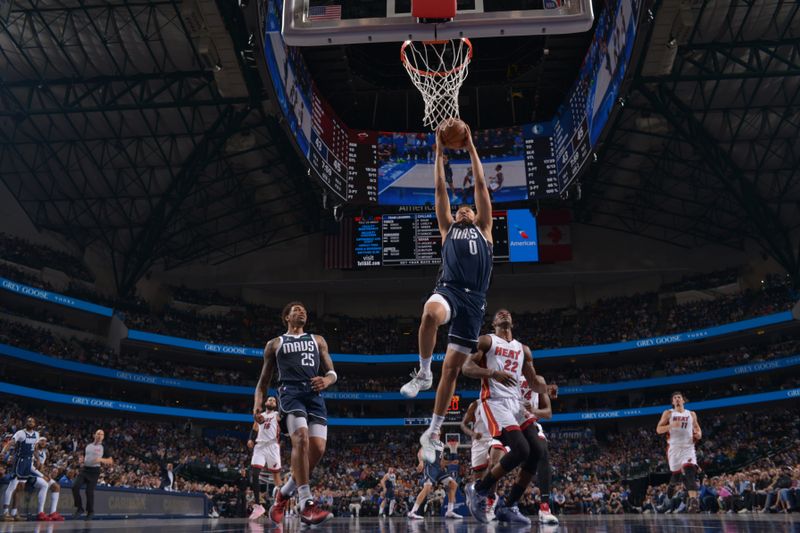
[300, 501, 332, 525]
[495, 504, 531, 525]
[400, 369, 432, 398]
[539, 503, 559, 524]
[269, 490, 289, 524]
[419, 428, 444, 463]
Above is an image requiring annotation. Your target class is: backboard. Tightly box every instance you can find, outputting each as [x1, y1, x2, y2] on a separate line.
[281, 0, 594, 46]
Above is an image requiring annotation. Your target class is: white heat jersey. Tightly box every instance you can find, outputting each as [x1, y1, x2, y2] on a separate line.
[255, 410, 280, 445]
[480, 334, 525, 400]
[667, 409, 695, 447]
[519, 378, 538, 409]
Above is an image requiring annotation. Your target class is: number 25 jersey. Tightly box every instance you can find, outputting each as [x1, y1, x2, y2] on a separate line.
[480, 334, 525, 400]
[275, 333, 320, 384]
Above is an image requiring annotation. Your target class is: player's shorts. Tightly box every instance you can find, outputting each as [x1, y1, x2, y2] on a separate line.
[667, 444, 697, 473]
[423, 463, 453, 486]
[471, 437, 507, 471]
[251, 442, 281, 472]
[278, 382, 327, 425]
[431, 283, 487, 353]
[479, 397, 527, 437]
[13, 461, 34, 480]
[385, 488, 395, 500]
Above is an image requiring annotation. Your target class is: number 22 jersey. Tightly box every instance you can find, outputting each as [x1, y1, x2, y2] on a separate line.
[480, 334, 525, 400]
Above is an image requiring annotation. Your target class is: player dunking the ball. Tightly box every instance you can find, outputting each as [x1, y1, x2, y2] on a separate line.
[399, 119, 494, 461]
[656, 391, 702, 509]
[253, 302, 337, 526]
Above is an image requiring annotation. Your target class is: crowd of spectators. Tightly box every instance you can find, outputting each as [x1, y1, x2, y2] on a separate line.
[2, 315, 798, 404]
[0, 403, 255, 516]
[0, 233, 94, 282]
[1, 400, 798, 518]
[117, 275, 797, 353]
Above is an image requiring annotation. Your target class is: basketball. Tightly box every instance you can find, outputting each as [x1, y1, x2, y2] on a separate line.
[439, 118, 468, 149]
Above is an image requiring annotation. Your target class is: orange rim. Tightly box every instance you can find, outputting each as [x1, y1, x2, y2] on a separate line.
[400, 38, 473, 78]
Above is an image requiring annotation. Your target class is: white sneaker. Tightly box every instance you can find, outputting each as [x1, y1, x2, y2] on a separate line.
[400, 369, 433, 398]
[538, 504, 559, 525]
[419, 428, 444, 463]
[445, 511, 462, 519]
[407, 511, 424, 520]
[539, 506, 558, 526]
[249, 504, 266, 520]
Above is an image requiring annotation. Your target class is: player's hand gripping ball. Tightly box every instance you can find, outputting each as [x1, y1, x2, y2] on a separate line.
[438, 118, 469, 150]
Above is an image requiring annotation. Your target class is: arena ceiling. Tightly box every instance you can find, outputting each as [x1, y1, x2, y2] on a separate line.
[576, 0, 800, 281]
[0, 0, 324, 294]
[1, 0, 798, 294]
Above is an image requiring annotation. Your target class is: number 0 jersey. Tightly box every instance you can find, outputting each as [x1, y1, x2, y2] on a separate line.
[275, 333, 320, 384]
[480, 334, 525, 400]
[437, 221, 493, 295]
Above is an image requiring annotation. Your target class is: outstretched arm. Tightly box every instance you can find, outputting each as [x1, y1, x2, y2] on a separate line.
[464, 124, 492, 239]
[434, 130, 454, 239]
[254, 339, 278, 422]
[311, 335, 337, 392]
[521, 345, 547, 394]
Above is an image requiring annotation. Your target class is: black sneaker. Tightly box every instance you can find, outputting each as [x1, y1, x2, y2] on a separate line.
[73, 510, 85, 520]
[85, 513, 94, 521]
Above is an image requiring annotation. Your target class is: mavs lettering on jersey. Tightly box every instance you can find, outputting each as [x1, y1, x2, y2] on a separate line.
[438, 222, 492, 295]
[276, 333, 320, 383]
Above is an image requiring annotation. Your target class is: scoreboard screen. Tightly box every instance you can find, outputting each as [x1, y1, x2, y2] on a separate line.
[354, 209, 536, 267]
[264, 0, 641, 205]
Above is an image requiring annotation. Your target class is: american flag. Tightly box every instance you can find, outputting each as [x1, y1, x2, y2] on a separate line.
[324, 217, 354, 269]
[308, 4, 342, 20]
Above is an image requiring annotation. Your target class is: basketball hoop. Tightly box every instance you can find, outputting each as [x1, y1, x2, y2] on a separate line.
[401, 38, 473, 130]
[446, 439, 459, 454]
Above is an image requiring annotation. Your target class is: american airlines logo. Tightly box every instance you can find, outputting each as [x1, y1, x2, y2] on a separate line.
[511, 225, 537, 247]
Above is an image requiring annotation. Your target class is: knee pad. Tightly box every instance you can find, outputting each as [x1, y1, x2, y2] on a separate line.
[499, 430, 530, 471]
[682, 464, 699, 491]
[286, 414, 308, 435]
[308, 423, 328, 441]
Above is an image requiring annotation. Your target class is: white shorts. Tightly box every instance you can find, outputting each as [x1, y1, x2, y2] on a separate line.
[518, 405, 540, 435]
[479, 397, 527, 437]
[470, 438, 507, 471]
[667, 444, 697, 473]
[251, 442, 281, 472]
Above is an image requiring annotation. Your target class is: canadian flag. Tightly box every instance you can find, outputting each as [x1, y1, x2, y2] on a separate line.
[537, 209, 572, 262]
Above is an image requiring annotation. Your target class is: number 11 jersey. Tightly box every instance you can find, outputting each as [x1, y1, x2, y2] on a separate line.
[480, 334, 525, 400]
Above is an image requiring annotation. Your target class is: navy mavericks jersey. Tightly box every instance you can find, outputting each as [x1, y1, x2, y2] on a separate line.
[276, 333, 320, 384]
[437, 221, 493, 294]
[12, 430, 39, 476]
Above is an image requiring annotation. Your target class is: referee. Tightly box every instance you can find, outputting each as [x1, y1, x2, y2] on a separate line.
[72, 429, 113, 519]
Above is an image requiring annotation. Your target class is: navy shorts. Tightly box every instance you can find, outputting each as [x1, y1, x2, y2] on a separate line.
[434, 284, 486, 352]
[278, 382, 327, 425]
[423, 463, 453, 486]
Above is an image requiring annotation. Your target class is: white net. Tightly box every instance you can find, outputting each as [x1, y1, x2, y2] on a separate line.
[401, 38, 472, 130]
